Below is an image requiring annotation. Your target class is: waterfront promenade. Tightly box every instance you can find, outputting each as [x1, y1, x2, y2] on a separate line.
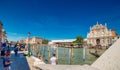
[0, 51, 30, 70]
[0, 51, 99, 70]
[0, 38, 120, 70]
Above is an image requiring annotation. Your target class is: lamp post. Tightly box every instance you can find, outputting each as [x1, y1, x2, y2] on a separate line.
[2, 29, 6, 43]
[28, 32, 31, 57]
[4, 31, 7, 43]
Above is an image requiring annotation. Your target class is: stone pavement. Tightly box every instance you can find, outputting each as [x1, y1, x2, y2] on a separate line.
[35, 64, 99, 70]
[0, 50, 103, 70]
[26, 56, 40, 70]
[0, 51, 30, 70]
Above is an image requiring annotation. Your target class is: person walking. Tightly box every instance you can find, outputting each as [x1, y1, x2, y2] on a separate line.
[50, 54, 58, 65]
[3, 54, 13, 70]
[1, 43, 6, 56]
[38, 55, 43, 62]
[14, 44, 19, 56]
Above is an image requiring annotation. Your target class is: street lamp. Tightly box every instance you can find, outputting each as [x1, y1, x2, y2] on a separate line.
[28, 32, 31, 57]
[2, 29, 6, 43]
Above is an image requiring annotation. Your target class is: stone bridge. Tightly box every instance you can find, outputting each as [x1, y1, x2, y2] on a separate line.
[0, 38, 120, 70]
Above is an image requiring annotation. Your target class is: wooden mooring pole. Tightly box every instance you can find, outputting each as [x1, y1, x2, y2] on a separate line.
[71, 47, 74, 64]
[48, 46, 51, 62]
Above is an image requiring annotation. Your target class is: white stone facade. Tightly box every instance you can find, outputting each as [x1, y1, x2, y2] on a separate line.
[87, 22, 119, 46]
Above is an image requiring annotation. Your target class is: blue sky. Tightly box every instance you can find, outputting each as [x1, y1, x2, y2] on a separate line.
[0, 0, 120, 41]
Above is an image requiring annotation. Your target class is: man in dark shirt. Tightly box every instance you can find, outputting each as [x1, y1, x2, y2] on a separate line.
[3, 54, 12, 70]
[1, 43, 6, 56]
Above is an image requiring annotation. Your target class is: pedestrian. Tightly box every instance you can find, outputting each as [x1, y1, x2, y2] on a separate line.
[6, 43, 11, 56]
[6, 49, 11, 56]
[50, 54, 58, 65]
[1, 43, 6, 56]
[7, 43, 11, 51]
[38, 55, 43, 62]
[3, 54, 13, 70]
[14, 44, 19, 56]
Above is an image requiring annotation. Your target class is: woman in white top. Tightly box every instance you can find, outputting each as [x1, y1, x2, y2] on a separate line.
[50, 54, 58, 65]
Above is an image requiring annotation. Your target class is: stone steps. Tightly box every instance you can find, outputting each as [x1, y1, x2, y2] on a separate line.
[92, 38, 120, 70]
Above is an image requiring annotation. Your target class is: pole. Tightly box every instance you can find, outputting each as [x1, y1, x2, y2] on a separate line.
[42, 46, 44, 57]
[83, 44, 86, 61]
[43, 46, 45, 58]
[56, 45, 59, 64]
[56, 46, 58, 59]
[28, 32, 31, 57]
[48, 46, 50, 62]
[2, 29, 5, 43]
[71, 46, 74, 64]
[69, 48, 71, 64]
[64, 46, 65, 57]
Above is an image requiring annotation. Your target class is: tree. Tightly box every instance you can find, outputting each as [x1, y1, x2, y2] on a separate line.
[42, 39, 49, 44]
[73, 36, 84, 47]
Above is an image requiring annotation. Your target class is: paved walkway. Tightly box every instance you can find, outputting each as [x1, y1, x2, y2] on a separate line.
[0, 51, 30, 70]
[0, 51, 100, 70]
[34, 64, 99, 70]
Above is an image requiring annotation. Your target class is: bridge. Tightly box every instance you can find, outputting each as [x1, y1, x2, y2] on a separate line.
[0, 38, 120, 70]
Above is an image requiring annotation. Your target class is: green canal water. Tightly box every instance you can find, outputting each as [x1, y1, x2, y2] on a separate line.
[31, 46, 105, 65]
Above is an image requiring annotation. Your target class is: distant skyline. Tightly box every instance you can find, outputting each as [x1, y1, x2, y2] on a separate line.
[0, 0, 120, 41]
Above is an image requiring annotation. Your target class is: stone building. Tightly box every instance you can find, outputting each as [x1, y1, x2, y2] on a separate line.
[0, 21, 7, 43]
[87, 22, 119, 46]
[19, 36, 42, 44]
[2, 29, 7, 43]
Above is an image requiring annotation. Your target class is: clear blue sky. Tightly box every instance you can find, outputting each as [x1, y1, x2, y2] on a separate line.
[0, 0, 120, 41]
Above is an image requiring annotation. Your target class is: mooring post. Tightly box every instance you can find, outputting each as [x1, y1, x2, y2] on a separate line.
[69, 47, 71, 64]
[48, 46, 51, 62]
[72, 46, 74, 64]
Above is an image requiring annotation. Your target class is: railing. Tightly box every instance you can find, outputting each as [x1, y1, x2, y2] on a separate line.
[29, 44, 106, 65]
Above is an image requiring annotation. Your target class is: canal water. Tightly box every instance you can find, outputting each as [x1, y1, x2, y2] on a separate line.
[31, 46, 100, 65]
